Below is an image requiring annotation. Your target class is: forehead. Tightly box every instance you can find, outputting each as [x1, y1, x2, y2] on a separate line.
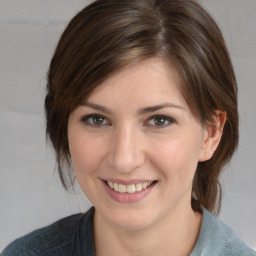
[86, 58, 188, 110]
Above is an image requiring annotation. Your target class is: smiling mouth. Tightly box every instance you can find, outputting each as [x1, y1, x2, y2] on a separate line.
[104, 180, 157, 194]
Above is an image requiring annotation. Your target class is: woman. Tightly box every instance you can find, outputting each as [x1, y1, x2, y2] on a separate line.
[2, 0, 255, 255]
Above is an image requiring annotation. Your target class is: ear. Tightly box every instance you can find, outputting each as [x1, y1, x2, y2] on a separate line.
[199, 111, 226, 162]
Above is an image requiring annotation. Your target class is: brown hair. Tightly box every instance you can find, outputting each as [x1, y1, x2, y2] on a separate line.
[45, 0, 238, 215]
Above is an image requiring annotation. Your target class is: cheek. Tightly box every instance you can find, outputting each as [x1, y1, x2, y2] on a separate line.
[68, 132, 107, 177]
[148, 134, 201, 182]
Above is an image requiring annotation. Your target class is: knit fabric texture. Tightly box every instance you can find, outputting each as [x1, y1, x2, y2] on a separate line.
[1, 207, 255, 256]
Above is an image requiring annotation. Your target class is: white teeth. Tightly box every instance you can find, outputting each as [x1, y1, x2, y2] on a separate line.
[109, 181, 114, 189]
[127, 184, 136, 194]
[136, 183, 142, 192]
[114, 183, 119, 192]
[142, 182, 148, 189]
[118, 184, 127, 193]
[107, 181, 154, 194]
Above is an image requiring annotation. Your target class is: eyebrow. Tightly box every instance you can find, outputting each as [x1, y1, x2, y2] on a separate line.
[137, 103, 185, 115]
[81, 102, 185, 115]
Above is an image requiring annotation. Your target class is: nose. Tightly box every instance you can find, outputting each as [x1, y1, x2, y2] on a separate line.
[108, 127, 146, 173]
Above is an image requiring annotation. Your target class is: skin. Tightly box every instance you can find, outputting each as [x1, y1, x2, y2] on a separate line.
[68, 58, 225, 256]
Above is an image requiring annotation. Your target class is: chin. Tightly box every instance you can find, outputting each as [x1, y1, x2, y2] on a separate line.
[111, 216, 154, 231]
[100, 205, 158, 231]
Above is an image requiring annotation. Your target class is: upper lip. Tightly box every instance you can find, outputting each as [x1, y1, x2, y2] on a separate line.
[101, 178, 157, 185]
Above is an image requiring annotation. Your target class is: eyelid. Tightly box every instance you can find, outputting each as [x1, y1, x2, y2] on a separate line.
[80, 114, 111, 127]
[80, 113, 175, 129]
[144, 115, 176, 128]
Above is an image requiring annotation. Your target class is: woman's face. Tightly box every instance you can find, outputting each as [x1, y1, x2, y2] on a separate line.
[68, 58, 209, 230]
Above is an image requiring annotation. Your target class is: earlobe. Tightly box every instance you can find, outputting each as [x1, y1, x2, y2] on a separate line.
[199, 111, 226, 162]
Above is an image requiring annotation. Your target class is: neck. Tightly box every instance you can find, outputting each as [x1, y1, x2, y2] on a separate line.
[94, 204, 202, 256]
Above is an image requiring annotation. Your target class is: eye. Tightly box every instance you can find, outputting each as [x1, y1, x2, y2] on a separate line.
[80, 114, 110, 127]
[146, 115, 175, 128]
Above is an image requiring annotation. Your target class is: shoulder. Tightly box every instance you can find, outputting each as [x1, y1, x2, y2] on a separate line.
[1, 213, 84, 256]
[191, 208, 256, 256]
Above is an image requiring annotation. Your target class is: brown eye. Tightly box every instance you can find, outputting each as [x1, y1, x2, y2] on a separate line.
[154, 117, 166, 126]
[81, 114, 110, 127]
[92, 116, 104, 125]
[146, 115, 175, 128]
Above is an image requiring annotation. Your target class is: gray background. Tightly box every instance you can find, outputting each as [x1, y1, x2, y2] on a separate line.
[0, 0, 255, 251]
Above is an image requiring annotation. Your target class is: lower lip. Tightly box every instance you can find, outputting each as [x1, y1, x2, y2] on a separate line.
[102, 181, 157, 203]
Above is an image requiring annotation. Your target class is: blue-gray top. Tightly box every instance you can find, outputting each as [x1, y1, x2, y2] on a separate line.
[1, 207, 255, 256]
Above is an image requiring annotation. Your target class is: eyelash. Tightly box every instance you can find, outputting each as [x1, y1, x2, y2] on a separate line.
[80, 114, 110, 128]
[145, 115, 175, 128]
[80, 114, 175, 129]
